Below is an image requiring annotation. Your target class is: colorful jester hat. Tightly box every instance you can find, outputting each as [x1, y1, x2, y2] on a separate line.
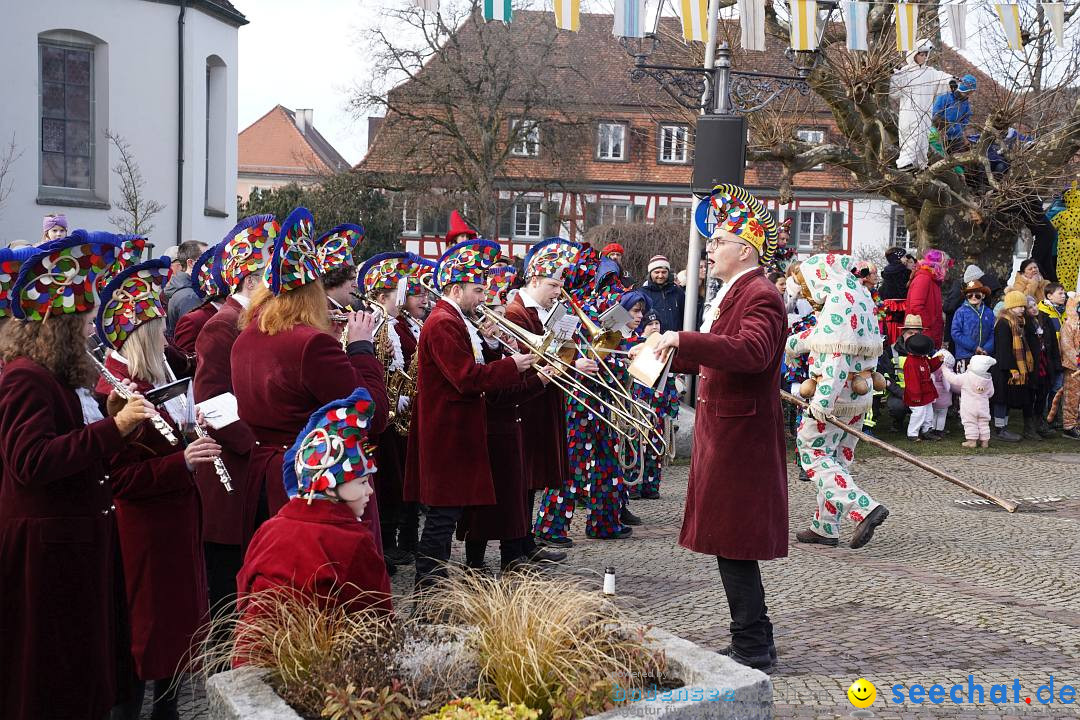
[359, 252, 412, 296]
[0, 246, 40, 319]
[282, 387, 378, 502]
[407, 257, 436, 297]
[218, 214, 279, 291]
[434, 238, 501, 292]
[193, 241, 228, 300]
[265, 207, 322, 295]
[484, 265, 518, 306]
[708, 183, 779, 266]
[94, 234, 149, 295]
[564, 243, 600, 305]
[315, 223, 364, 274]
[524, 237, 580, 280]
[96, 258, 171, 351]
[11, 236, 118, 321]
[792, 253, 883, 358]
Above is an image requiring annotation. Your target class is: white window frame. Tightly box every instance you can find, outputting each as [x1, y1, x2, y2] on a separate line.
[660, 202, 692, 224]
[510, 119, 540, 157]
[659, 124, 689, 164]
[597, 122, 627, 161]
[797, 209, 829, 251]
[513, 198, 543, 239]
[39, 39, 95, 193]
[891, 206, 913, 251]
[596, 201, 633, 226]
[401, 197, 420, 236]
[796, 128, 825, 170]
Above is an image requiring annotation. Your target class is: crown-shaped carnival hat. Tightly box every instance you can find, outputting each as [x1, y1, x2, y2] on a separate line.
[11, 235, 118, 321]
[193, 241, 228, 299]
[484, 265, 518, 306]
[219, 214, 279, 291]
[707, 183, 779, 266]
[315, 223, 364, 274]
[434, 238, 501, 292]
[96, 258, 171, 350]
[524, 237, 580, 280]
[0, 246, 40, 319]
[407, 257, 436, 297]
[265, 208, 322, 295]
[359, 252, 413, 295]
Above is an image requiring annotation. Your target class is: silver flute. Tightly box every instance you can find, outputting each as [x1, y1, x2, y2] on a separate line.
[86, 351, 179, 446]
[164, 363, 233, 494]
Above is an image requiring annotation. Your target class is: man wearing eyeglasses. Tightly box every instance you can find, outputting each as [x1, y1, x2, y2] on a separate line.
[631, 185, 788, 673]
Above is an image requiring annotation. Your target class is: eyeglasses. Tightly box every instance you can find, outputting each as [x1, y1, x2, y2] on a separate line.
[706, 237, 749, 252]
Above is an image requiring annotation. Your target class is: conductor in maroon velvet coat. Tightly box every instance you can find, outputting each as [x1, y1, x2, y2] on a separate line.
[230, 208, 387, 548]
[640, 187, 788, 673]
[403, 238, 534, 591]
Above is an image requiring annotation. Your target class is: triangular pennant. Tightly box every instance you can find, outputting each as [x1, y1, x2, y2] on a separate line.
[554, 0, 579, 31]
[1043, 2, 1065, 48]
[895, 3, 919, 52]
[790, 0, 819, 50]
[994, 3, 1023, 50]
[680, 0, 709, 42]
[844, 1, 870, 51]
[738, 0, 767, 50]
[947, 3, 966, 50]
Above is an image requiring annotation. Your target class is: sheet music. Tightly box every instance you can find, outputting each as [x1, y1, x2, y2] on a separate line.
[196, 393, 240, 430]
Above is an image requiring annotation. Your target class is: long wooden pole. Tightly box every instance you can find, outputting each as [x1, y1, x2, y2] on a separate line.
[781, 391, 1019, 513]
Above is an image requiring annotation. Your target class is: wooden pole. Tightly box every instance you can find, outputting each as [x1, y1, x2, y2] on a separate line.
[781, 391, 1019, 513]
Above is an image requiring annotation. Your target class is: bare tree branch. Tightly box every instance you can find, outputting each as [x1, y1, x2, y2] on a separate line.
[106, 131, 164, 237]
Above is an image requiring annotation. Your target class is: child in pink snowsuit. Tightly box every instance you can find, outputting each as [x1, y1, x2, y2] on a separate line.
[931, 360, 952, 435]
[941, 353, 997, 448]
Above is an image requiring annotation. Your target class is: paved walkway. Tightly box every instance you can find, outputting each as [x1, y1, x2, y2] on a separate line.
[173, 452, 1080, 718]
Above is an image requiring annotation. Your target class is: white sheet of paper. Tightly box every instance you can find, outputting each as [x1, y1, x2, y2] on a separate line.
[550, 314, 581, 343]
[195, 392, 240, 430]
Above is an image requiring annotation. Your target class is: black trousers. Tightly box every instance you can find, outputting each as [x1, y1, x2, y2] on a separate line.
[204, 542, 243, 615]
[716, 556, 774, 660]
[414, 505, 464, 591]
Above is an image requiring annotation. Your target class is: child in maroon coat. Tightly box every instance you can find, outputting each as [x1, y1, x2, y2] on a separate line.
[236, 388, 392, 647]
[903, 333, 944, 440]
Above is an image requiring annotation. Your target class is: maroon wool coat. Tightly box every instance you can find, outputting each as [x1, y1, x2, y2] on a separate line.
[906, 267, 944, 349]
[236, 498, 393, 621]
[193, 297, 255, 545]
[903, 354, 944, 406]
[373, 318, 420, 503]
[95, 358, 209, 681]
[404, 299, 523, 507]
[0, 358, 129, 720]
[672, 268, 789, 561]
[457, 372, 546, 542]
[231, 323, 388, 547]
[172, 300, 219, 355]
[504, 294, 571, 490]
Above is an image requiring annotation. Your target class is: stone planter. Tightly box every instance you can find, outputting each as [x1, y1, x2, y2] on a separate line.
[207, 627, 772, 719]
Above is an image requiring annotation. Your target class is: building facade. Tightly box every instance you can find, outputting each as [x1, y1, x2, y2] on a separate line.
[0, 0, 246, 251]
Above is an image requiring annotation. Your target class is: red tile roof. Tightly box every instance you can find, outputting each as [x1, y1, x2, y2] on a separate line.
[239, 105, 349, 178]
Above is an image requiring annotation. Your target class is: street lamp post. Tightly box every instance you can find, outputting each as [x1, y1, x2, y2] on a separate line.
[620, 3, 836, 329]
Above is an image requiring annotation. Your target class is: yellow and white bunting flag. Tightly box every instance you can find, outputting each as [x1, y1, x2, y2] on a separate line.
[680, 0, 709, 42]
[994, 3, 1023, 50]
[895, 3, 919, 52]
[738, 0, 767, 50]
[554, 0, 579, 31]
[790, 0, 819, 50]
[947, 3, 966, 50]
[1043, 2, 1065, 48]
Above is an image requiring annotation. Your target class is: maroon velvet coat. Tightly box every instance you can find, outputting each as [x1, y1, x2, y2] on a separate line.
[172, 300, 219, 355]
[672, 268, 789, 561]
[236, 498, 393, 622]
[374, 318, 420, 507]
[504, 294, 570, 490]
[193, 296, 255, 545]
[0, 358, 128, 720]
[404, 299, 523, 507]
[458, 371, 546, 541]
[94, 357, 209, 681]
[231, 322, 388, 547]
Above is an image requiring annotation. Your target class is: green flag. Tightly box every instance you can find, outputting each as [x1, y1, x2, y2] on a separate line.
[484, 0, 512, 21]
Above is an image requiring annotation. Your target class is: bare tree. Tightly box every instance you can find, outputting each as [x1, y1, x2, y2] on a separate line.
[352, 0, 595, 239]
[106, 131, 164, 237]
[0, 134, 22, 218]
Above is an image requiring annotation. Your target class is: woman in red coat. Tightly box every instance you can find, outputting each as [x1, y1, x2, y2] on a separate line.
[641, 185, 787, 673]
[0, 238, 157, 720]
[906, 248, 951, 349]
[94, 258, 221, 720]
[230, 207, 388, 547]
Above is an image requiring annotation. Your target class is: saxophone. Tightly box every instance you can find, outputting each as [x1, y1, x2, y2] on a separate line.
[389, 312, 421, 436]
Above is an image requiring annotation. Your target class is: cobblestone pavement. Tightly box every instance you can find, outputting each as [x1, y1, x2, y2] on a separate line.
[172, 451, 1080, 719]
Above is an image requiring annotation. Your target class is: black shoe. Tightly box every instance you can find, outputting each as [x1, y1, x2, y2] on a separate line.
[1063, 428, 1080, 440]
[500, 555, 531, 574]
[718, 645, 776, 673]
[1037, 421, 1058, 439]
[620, 508, 642, 527]
[920, 430, 942, 441]
[639, 489, 660, 499]
[1023, 419, 1043, 440]
[538, 535, 573, 548]
[994, 427, 1022, 442]
[527, 547, 566, 563]
[795, 529, 838, 547]
[594, 526, 633, 540]
[850, 505, 889, 549]
[384, 546, 415, 565]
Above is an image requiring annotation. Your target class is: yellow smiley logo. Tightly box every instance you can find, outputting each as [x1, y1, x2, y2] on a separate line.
[847, 678, 877, 709]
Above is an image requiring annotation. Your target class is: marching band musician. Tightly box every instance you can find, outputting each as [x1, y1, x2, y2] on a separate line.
[403, 238, 535, 594]
[357, 251, 420, 568]
[231, 208, 388, 545]
[608, 289, 651, 529]
[0, 237, 156, 720]
[93, 257, 220, 720]
[456, 265, 551, 573]
[172, 241, 227, 356]
[315, 223, 365, 325]
[505, 238, 591, 559]
[193, 214, 277, 617]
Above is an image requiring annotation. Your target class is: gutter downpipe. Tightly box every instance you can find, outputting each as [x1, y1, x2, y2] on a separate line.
[176, 0, 187, 249]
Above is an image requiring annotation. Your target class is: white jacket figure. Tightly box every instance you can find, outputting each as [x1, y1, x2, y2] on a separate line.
[889, 39, 953, 170]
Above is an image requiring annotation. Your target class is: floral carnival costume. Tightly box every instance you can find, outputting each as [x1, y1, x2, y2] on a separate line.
[789, 254, 890, 548]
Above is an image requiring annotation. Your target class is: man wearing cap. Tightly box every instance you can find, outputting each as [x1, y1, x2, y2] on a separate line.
[890, 39, 955, 170]
[636, 184, 787, 672]
[932, 74, 977, 152]
[640, 255, 685, 332]
[602, 243, 634, 288]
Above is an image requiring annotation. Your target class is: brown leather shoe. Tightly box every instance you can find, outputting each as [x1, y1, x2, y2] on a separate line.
[795, 529, 838, 547]
[850, 505, 889, 549]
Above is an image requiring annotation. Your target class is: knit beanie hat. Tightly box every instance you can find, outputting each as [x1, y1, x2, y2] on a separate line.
[1003, 290, 1027, 310]
[963, 264, 984, 285]
[648, 255, 670, 273]
[968, 355, 997, 379]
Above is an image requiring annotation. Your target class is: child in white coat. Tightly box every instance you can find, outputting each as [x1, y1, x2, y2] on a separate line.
[941, 353, 997, 448]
